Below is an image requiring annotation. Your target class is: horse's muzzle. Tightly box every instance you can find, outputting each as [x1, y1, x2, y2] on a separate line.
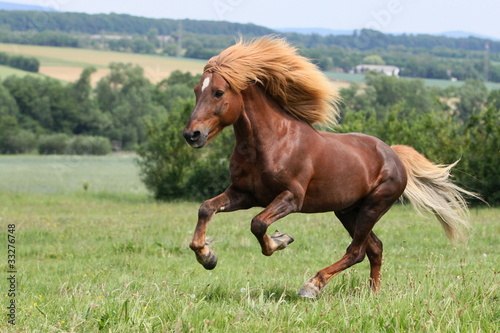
[183, 129, 208, 148]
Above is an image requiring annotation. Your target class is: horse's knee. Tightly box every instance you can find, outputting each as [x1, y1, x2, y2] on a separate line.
[198, 201, 215, 220]
[250, 217, 266, 236]
[345, 246, 366, 264]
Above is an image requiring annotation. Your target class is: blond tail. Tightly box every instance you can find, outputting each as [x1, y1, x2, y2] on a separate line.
[391, 145, 480, 242]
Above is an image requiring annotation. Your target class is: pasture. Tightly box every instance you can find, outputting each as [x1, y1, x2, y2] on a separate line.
[0, 155, 498, 332]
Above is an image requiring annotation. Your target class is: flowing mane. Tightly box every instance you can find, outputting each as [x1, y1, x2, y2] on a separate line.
[204, 36, 341, 126]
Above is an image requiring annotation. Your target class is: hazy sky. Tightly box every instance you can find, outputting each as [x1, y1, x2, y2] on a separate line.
[7, 0, 500, 39]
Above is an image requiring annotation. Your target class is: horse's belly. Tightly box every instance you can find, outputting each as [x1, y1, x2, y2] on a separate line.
[301, 188, 365, 213]
[300, 173, 374, 213]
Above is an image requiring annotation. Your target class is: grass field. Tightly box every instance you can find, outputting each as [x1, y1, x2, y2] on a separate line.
[0, 43, 205, 84]
[0, 155, 498, 332]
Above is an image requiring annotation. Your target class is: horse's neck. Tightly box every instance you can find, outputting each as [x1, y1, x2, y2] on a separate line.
[234, 85, 297, 148]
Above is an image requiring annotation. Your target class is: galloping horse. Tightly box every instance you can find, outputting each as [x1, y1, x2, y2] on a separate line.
[182, 36, 476, 298]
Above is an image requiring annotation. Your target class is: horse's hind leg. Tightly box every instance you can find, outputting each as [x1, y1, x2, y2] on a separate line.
[334, 210, 384, 291]
[366, 233, 383, 291]
[298, 185, 399, 298]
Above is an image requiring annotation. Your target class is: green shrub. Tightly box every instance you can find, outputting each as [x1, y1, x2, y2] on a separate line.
[137, 100, 196, 200]
[38, 133, 70, 154]
[137, 98, 233, 201]
[66, 135, 111, 155]
[0, 130, 37, 154]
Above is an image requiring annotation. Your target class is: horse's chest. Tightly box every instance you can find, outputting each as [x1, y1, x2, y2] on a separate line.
[230, 156, 285, 204]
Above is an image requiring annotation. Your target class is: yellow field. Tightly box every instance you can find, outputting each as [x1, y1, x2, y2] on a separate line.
[0, 43, 205, 84]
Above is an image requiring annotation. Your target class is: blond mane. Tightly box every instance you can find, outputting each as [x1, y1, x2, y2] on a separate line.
[204, 36, 341, 126]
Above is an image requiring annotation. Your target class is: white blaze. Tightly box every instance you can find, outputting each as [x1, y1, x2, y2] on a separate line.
[201, 77, 210, 92]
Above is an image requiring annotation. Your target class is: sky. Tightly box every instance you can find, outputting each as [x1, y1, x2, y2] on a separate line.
[7, 0, 500, 39]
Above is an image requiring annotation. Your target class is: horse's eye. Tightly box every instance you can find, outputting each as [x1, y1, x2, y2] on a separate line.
[214, 90, 225, 98]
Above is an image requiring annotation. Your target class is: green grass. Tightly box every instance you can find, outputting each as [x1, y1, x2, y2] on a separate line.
[0, 155, 498, 332]
[0, 65, 43, 80]
[0, 154, 147, 195]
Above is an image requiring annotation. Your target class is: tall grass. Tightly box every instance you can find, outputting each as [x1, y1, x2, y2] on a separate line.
[0, 156, 497, 332]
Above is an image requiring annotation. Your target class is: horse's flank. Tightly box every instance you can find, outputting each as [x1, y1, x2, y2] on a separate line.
[204, 36, 341, 126]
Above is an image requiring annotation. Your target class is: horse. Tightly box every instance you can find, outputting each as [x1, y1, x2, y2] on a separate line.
[182, 36, 477, 298]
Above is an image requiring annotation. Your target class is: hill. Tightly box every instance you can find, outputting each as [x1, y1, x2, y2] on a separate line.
[0, 10, 274, 36]
[0, 1, 54, 11]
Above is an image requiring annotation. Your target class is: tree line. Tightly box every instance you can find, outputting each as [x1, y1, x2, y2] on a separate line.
[1, 11, 498, 52]
[0, 11, 499, 82]
[0, 52, 39, 72]
[0, 11, 274, 36]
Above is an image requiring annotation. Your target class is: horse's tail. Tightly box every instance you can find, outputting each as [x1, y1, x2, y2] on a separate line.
[391, 145, 480, 242]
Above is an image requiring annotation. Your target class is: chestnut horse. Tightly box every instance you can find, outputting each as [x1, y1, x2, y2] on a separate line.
[182, 37, 476, 298]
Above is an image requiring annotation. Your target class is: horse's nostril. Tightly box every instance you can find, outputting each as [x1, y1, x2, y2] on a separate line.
[191, 131, 201, 141]
[183, 130, 201, 143]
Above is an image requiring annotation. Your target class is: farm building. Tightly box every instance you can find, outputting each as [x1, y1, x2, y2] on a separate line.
[352, 64, 400, 76]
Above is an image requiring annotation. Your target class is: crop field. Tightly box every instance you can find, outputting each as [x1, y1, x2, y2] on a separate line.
[0, 43, 205, 84]
[0, 154, 497, 332]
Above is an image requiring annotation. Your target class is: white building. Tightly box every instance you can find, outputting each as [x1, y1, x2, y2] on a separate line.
[353, 64, 400, 77]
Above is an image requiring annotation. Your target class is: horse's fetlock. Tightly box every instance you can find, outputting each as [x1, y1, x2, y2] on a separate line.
[189, 241, 204, 252]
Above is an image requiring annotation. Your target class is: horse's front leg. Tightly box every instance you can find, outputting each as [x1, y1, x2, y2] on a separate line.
[190, 186, 253, 270]
[251, 190, 302, 256]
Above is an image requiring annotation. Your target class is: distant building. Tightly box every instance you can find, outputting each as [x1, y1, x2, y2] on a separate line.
[352, 64, 400, 77]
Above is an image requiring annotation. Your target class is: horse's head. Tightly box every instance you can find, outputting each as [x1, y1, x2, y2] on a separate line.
[183, 72, 243, 148]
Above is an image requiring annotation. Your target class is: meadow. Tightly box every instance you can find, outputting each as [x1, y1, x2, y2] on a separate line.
[0, 155, 498, 332]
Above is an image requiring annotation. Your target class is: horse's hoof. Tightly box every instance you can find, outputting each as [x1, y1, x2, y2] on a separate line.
[195, 248, 218, 270]
[297, 282, 321, 299]
[271, 230, 295, 251]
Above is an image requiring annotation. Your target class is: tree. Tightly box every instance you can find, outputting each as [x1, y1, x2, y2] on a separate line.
[453, 80, 488, 123]
[137, 99, 197, 199]
[95, 63, 164, 149]
[461, 104, 500, 203]
[362, 55, 385, 65]
[70, 67, 111, 135]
